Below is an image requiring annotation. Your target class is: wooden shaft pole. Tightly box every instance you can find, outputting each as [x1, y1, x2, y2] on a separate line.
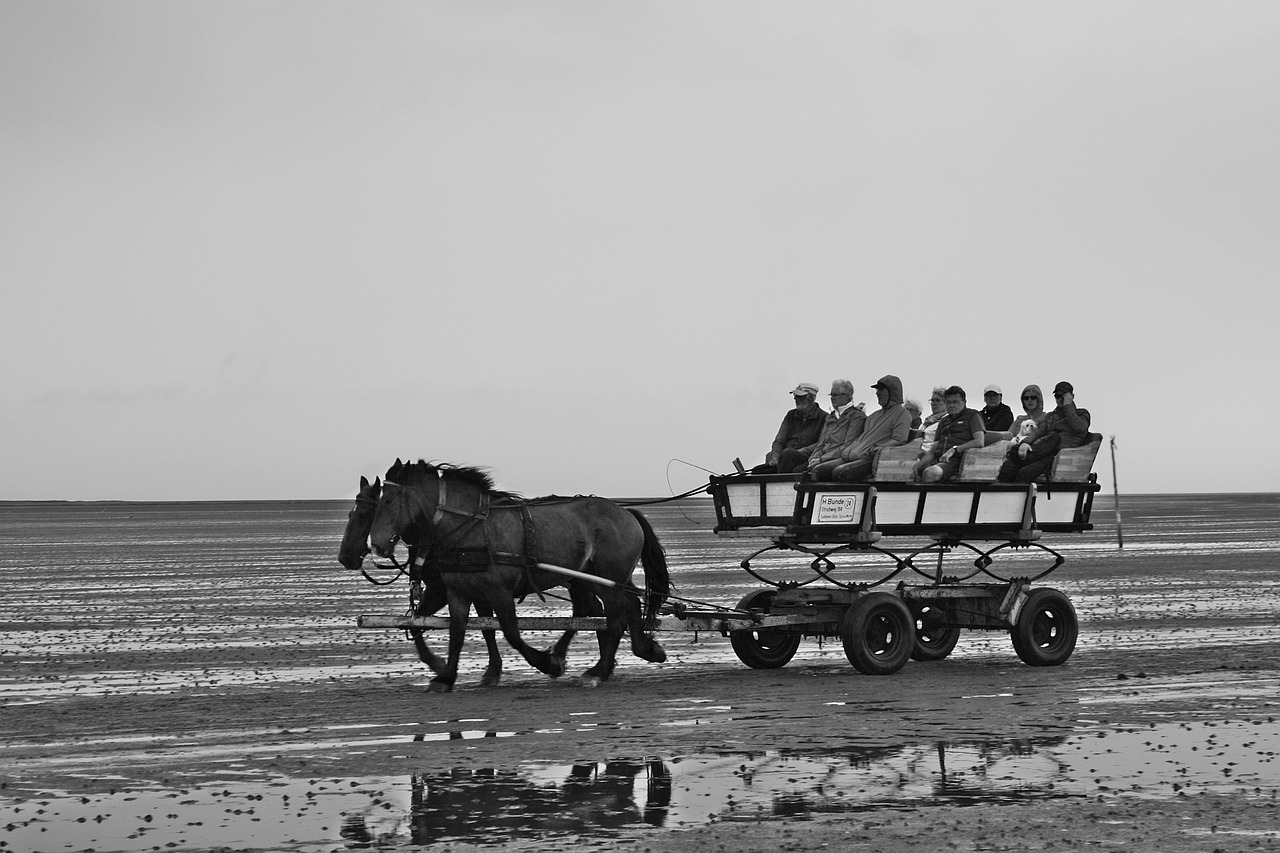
[1109, 435, 1124, 549]
[535, 561, 620, 588]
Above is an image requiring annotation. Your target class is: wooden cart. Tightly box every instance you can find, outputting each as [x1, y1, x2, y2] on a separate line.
[359, 440, 1101, 676]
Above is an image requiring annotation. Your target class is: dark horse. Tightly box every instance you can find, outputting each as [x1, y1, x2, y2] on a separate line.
[339, 476, 515, 686]
[368, 459, 670, 691]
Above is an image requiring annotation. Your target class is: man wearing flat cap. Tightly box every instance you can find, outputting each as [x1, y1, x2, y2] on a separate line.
[753, 382, 827, 474]
[997, 381, 1092, 483]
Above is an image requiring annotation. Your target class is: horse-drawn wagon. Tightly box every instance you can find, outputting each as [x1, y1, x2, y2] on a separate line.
[349, 440, 1101, 685]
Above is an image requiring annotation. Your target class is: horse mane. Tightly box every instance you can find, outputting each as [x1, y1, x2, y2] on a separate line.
[389, 459, 524, 502]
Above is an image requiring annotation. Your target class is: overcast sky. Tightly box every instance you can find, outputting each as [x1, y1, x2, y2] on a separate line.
[4, 2, 1279, 501]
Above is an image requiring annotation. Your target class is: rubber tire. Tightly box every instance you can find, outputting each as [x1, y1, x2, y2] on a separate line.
[910, 604, 961, 662]
[1010, 587, 1078, 666]
[841, 592, 914, 675]
[730, 590, 801, 669]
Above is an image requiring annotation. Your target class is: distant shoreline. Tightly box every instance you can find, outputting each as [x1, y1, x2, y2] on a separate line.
[2, 492, 1278, 506]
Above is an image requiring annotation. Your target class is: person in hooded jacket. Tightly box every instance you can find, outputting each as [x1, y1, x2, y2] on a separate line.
[988, 384, 1049, 445]
[829, 375, 914, 482]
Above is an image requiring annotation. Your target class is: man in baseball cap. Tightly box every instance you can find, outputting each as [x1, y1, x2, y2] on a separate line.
[981, 384, 1014, 433]
[754, 382, 826, 474]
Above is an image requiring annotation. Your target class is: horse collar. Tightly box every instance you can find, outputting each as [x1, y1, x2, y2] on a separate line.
[432, 477, 449, 527]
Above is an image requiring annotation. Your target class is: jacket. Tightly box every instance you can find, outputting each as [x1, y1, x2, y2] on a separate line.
[1007, 384, 1048, 443]
[767, 404, 827, 464]
[809, 402, 867, 465]
[934, 408, 984, 452]
[1028, 402, 1092, 451]
[840, 375, 912, 461]
[981, 403, 1014, 432]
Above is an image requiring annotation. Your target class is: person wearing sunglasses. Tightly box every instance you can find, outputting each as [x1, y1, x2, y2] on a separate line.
[997, 381, 1092, 483]
[805, 379, 867, 479]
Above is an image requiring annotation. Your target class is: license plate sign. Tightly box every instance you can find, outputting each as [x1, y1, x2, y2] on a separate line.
[815, 493, 859, 524]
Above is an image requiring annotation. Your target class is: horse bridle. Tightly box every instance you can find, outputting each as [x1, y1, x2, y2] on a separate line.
[348, 486, 407, 586]
[381, 473, 491, 566]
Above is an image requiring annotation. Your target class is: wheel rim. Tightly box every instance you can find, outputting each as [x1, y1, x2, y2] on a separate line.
[1030, 605, 1069, 652]
[915, 607, 949, 648]
[751, 629, 788, 650]
[863, 611, 904, 657]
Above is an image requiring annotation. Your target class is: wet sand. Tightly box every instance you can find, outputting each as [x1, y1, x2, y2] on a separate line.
[2, 494, 1280, 852]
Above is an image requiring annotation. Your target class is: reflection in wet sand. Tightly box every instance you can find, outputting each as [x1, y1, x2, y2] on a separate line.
[7, 721, 1279, 851]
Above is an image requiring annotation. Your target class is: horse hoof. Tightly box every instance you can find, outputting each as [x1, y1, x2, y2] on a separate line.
[638, 643, 667, 664]
[479, 673, 502, 687]
[540, 649, 566, 679]
[426, 680, 454, 694]
[578, 675, 603, 688]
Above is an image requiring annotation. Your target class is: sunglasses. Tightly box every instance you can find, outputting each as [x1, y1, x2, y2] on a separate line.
[1022, 395, 1039, 400]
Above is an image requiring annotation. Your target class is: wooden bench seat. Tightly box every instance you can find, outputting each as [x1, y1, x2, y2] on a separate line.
[1049, 434, 1103, 482]
[955, 433, 1102, 484]
[870, 444, 920, 482]
[957, 440, 1011, 482]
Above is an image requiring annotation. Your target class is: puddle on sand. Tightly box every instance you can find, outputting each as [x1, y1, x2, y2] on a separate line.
[5, 719, 1280, 852]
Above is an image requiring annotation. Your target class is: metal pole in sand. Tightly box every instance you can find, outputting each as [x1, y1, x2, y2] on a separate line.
[1110, 435, 1124, 549]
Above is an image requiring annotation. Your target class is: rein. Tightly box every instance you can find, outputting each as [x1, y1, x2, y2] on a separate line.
[360, 549, 408, 586]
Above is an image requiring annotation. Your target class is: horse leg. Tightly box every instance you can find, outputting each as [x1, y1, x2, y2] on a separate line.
[579, 587, 626, 688]
[409, 582, 448, 674]
[548, 586, 585, 662]
[471, 598, 503, 687]
[489, 594, 565, 679]
[621, 581, 667, 663]
[426, 592, 469, 693]
[549, 627, 577, 662]
[540, 584, 584, 665]
[566, 585, 606, 686]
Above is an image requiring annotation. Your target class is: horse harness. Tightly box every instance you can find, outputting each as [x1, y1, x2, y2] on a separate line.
[394, 476, 547, 599]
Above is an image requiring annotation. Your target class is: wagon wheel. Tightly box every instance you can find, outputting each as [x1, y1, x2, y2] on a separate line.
[1010, 587, 1078, 666]
[909, 604, 961, 662]
[840, 592, 914, 675]
[729, 590, 801, 669]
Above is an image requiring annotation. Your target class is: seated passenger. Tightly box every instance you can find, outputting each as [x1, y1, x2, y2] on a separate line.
[915, 386, 985, 483]
[752, 382, 826, 474]
[987, 384, 1048, 444]
[980, 384, 1015, 433]
[831, 375, 913, 482]
[806, 379, 867, 480]
[998, 381, 1092, 483]
[912, 385, 947, 444]
[908, 386, 947, 471]
[903, 398, 923, 435]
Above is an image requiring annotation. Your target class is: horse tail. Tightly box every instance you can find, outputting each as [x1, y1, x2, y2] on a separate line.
[627, 508, 670, 624]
